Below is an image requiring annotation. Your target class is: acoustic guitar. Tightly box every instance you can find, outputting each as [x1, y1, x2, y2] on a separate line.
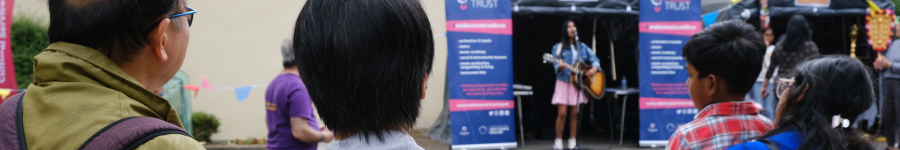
[542, 53, 606, 99]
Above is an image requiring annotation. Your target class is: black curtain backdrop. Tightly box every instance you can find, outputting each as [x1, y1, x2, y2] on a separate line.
[512, 14, 640, 139]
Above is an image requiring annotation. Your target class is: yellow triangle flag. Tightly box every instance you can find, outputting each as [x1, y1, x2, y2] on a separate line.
[0, 89, 11, 100]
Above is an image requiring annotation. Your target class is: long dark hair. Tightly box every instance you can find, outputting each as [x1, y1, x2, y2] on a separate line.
[559, 20, 580, 51]
[763, 55, 874, 150]
[781, 15, 812, 52]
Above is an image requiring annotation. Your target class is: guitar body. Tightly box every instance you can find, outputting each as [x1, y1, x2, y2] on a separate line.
[589, 70, 606, 99]
[543, 53, 606, 99]
[569, 62, 605, 99]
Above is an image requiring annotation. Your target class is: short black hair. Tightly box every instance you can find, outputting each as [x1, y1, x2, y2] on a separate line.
[292, 0, 434, 142]
[682, 20, 766, 94]
[48, 0, 184, 63]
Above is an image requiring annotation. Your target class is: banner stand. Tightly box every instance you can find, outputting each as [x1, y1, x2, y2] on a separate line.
[445, 0, 517, 149]
[0, 0, 16, 103]
[639, 140, 669, 148]
[451, 142, 518, 150]
[637, 0, 702, 147]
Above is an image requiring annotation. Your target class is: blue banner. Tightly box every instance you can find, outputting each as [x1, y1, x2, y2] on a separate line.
[637, 0, 702, 147]
[445, 0, 516, 149]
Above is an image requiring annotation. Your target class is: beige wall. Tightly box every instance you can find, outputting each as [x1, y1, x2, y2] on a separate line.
[13, 0, 448, 141]
[13, 0, 47, 24]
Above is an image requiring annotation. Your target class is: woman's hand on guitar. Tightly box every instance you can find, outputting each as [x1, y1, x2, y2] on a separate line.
[557, 59, 569, 70]
[586, 67, 598, 76]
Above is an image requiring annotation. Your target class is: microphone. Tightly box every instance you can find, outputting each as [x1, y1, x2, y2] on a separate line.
[573, 30, 579, 42]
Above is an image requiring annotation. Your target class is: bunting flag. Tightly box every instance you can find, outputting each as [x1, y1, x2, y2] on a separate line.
[702, 11, 719, 28]
[0, 89, 10, 100]
[182, 75, 261, 101]
[183, 85, 199, 98]
[199, 74, 217, 89]
[234, 86, 253, 102]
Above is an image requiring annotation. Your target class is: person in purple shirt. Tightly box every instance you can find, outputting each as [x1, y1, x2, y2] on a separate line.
[266, 36, 334, 150]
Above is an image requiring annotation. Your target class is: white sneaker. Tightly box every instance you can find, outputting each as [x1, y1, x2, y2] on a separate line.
[568, 138, 578, 149]
[553, 138, 563, 150]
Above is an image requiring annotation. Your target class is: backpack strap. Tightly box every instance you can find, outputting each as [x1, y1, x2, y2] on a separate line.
[78, 117, 193, 150]
[759, 139, 781, 150]
[0, 92, 27, 150]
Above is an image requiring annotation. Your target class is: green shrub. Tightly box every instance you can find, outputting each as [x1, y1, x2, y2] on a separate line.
[894, 0, 900, 13]
[11, 15, 48, 89]
[192, 111, 221, 142]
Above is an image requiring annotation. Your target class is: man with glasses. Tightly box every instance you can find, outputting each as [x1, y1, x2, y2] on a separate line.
[10, 0, 202, 149]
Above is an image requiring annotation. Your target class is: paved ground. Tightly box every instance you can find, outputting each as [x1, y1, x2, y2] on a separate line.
[409, 129, 890, 150]
[206, 129, 889, 150]
[205, 130, 449, 150]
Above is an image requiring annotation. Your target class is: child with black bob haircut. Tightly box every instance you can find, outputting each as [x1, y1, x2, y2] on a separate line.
[666, 20, 774, 150]
[291, 0, 434, 149]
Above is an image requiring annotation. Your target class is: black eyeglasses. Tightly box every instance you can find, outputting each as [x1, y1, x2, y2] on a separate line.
[169, 7, 196, 26]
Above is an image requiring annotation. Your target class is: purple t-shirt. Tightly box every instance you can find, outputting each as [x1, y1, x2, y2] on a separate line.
[266, 73, 319, 150]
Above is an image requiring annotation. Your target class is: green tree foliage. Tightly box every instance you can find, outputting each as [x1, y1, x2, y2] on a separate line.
[893, 0, 900, 13]
[192, 111, 221, 142]
[11, 15, 48, 89]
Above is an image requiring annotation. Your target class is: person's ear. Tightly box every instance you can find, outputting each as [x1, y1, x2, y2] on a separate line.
[706, 74, 717, 96]
[420, 73, 430, 100]
[150, 18, 171, 62]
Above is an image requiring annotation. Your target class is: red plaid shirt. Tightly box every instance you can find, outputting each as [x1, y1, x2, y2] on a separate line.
[666, 101, 774, 150]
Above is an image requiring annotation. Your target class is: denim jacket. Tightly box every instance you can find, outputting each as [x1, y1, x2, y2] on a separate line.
[552, 42, 601, 81]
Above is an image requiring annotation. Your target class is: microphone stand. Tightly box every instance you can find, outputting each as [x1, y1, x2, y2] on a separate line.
[575, 55, 585, 150]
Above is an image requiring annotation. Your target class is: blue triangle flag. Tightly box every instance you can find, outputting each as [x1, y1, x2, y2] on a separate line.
[234, 86, 253, 101]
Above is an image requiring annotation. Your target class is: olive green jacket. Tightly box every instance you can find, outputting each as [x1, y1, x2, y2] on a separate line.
[21, 42, 204, 149]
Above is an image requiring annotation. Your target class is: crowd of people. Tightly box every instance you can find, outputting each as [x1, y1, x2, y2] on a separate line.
[663, 14, 898, 150]
[0, 0, 896, 149]
[0, 0, 435, 149]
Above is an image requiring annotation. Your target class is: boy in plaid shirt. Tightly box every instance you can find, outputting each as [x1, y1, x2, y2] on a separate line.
[666, 20, 775, 150]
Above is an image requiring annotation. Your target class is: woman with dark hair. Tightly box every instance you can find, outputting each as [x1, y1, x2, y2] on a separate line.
[761, 15, 820, 100]
[750, 27, 778, 119]
[550, 20, 602, 150]
[729, 56, 875, 150]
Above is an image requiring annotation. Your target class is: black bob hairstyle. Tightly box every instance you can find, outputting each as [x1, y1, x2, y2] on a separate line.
[48, 0, 185, 63]
[682, 20, 766, 95]
[762, 55, 874, 150]
[292, 0, 434, 143]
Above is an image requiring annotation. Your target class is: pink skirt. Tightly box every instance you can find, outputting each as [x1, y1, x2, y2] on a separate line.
[552, 80, 587, 106]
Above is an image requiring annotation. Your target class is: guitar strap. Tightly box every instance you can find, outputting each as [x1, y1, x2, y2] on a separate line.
[555, 42, 563, 57]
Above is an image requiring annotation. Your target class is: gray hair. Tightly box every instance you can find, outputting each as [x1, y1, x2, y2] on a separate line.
[281, 35, 295, 68]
